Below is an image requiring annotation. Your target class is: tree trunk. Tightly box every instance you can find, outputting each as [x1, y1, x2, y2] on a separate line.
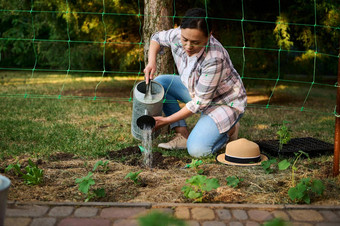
[143, 0, 174, 75]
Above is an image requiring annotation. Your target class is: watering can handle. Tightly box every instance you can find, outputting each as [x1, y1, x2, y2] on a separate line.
[145, 79, 152, 100]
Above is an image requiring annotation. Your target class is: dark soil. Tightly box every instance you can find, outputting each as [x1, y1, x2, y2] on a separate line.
[107, 146, 191, 169]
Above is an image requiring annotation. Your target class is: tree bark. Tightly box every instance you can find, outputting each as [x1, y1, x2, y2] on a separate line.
[143, 0, 174, 75]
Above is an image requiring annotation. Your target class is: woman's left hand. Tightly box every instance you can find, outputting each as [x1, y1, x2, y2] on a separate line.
[153, 116, 170, 131]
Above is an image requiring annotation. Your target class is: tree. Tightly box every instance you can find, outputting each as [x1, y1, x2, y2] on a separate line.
[143, 0, 174, 75]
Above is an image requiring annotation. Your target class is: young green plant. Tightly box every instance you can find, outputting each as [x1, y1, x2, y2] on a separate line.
[181, 175, 220, 203]
[75, 171, 106, 202]
[288, 177, 324, 204]
[185, 159, 204, 174]
[226, 176, 244, 188]
[261, 159, 277, 174]
[278, 150, 309, 186]
[5, 159, 44, 185]
[276, 120, 291, 151]
[125, 170, 143, 185]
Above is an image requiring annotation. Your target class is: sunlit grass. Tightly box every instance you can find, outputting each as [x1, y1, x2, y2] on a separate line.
[0, 71, 336, 160]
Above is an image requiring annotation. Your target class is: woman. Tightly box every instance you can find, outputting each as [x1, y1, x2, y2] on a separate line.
[143, 8, 247, 157]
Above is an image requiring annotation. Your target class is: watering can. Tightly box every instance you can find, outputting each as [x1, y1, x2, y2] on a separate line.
[131, 80, 164, 140]
[0, 175, 11, 226]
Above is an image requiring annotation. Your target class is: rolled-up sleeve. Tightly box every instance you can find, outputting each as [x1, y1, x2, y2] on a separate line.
[151, 28, 179, 54]
[186, 58, 223, 113]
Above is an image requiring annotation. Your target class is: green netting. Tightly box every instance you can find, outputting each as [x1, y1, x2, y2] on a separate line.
[0, 0, 339, 116]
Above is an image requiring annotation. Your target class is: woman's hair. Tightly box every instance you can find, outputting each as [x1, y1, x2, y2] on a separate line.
[180, 8, 212, 37]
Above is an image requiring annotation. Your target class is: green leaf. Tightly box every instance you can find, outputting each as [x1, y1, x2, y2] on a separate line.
[93, 160, 103, 171]
[311, 179, 325, 195]
[187, 190, 202, 200]
[278, 159, 290, 170]
[93, 188, 106, 198]
[203, 178, 220, 192]
[76, 172, 95, 194]
[226, 176, 243, 188]
[125, 170, 142, 184]
[288, 187, 298, 201]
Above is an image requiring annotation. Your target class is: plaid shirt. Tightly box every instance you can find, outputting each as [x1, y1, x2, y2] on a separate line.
[151, 27, 247, 133]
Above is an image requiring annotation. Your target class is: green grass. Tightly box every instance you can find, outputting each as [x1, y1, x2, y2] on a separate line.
[0, 71, 336, 160]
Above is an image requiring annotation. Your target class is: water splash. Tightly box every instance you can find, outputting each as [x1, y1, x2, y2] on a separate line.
[141, 125, 153, 168]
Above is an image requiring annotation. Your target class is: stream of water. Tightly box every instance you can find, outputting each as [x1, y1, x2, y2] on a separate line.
[141, 126, 153, 168]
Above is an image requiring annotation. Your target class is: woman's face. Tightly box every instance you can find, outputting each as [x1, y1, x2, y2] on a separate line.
[181, 28, 209, 56]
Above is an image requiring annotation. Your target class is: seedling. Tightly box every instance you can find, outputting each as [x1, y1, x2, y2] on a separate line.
[185, 159, 204, 174]
[138, 211, 186, 226]
[5, 159, 44, 185]
[288, 177, 324, 204]
[125, 170, 142, 185]
[226, 176, 244, 188]
[92, 160, 109, 173]
[261, 159, 277, 174]
[278, 150, 309, 186]
[75, 172, 106, 202]
[181, 175, 220, 203]
[276, 120, 291, 151]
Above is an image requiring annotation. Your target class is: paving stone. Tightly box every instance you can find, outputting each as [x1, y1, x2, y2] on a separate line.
[248, 210, 273, 222]
[288, 210, 324, 222]
[174, 207, 190, 220]
[100, 207, 147, 219]
[4, 217, 31, 226]
[272, 210, 290, 221]
[191, 208, 215, 221]
[5, 205, 49, 217]
[58, 218, 111, 226]
[202, 221, 226, 226]
[30, 217, 57, 226]
[232, 209, 248, 220]
[319, 210, 340, 222]
[315, 223, 340, 226]
[151, 208, 174, 215]
[185, 220, 200, 226]
[245, 221, 260, 226]
[74, 207, 98, 218]
[49, 206, 74, 217]
[216, 209, 232, 220]
[229, 221, 244, 226]
[113, 219, 139, 226]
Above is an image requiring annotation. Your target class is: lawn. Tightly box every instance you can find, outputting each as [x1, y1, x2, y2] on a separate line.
[0, 71, 339, 204]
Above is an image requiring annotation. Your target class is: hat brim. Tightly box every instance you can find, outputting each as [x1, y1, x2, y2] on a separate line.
[216, 153, 268, 166]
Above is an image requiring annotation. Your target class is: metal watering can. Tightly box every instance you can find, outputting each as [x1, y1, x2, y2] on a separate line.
[131, 80, 164, 140]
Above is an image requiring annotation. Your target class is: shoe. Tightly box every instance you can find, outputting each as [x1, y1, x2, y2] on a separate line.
[158, 133, 187, 150]
[229, 122, 240, 142]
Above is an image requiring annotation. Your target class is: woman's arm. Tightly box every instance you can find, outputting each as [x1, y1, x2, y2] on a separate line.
[143, 40, 161, 84]
[154, 105, 193, 130]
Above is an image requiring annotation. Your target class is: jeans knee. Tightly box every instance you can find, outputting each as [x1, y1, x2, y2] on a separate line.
[187, 141, 211, 158]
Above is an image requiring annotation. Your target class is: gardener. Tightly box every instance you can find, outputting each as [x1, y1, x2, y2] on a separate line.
[143, 8, 247, 157]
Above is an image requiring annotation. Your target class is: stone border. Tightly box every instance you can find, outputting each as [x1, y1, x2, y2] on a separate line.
[8, 200, 340, 210]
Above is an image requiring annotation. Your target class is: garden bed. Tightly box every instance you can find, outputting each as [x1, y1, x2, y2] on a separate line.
[1, 145, 339, 205]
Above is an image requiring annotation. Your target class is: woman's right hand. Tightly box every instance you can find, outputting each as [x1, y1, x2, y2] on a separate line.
[143, 62, 156, 84]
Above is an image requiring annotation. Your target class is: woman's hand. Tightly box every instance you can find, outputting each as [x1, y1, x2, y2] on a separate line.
[143, 62, 156, 84]
[153, 116, 170, 131]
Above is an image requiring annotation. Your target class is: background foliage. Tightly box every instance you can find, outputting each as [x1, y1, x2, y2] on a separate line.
[0, 0, 338, 80]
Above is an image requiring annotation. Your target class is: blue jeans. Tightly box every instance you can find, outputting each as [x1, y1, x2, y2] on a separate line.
[155, 74, 239, 157]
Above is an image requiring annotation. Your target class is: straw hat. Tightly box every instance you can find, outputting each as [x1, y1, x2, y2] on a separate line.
[216, 138, 268, 166]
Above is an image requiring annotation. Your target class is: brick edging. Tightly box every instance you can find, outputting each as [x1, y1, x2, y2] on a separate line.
[8, 200, 340, 210]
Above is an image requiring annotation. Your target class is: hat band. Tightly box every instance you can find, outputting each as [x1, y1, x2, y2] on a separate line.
[225, 154, 261, 164]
